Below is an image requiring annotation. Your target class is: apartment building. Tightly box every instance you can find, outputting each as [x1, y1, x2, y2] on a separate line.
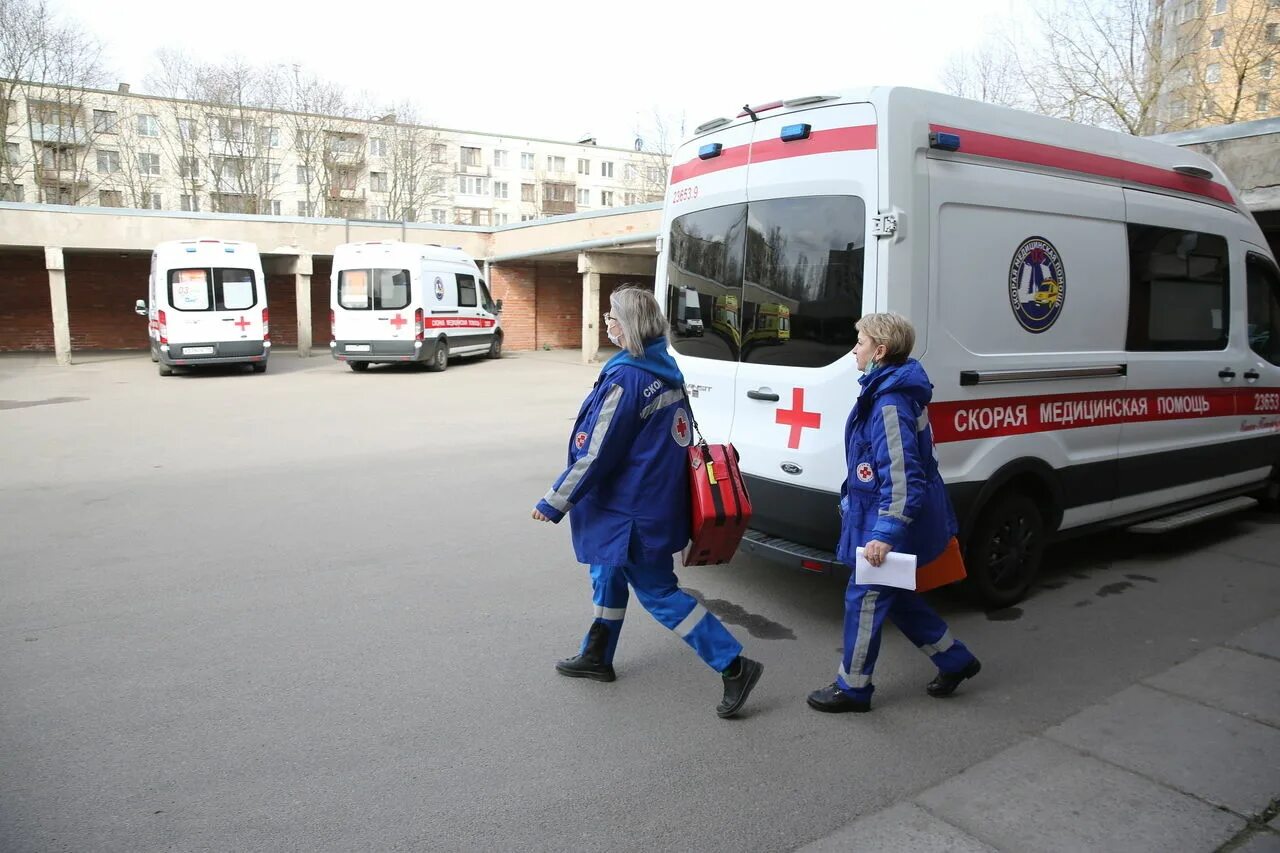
[1157, 0, 1280, 130]
[0, 81, 669, 223]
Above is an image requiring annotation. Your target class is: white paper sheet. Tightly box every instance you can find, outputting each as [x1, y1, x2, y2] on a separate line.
[854, 548, 918, 590]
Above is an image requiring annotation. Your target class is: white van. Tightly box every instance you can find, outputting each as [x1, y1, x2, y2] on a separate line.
[135, 238, 270, 376]
[329, 241, 502, 372]
[656, 86, 1280, 607]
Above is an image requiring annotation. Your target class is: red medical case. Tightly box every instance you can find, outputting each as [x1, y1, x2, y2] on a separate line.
[682, 442, 753, 566]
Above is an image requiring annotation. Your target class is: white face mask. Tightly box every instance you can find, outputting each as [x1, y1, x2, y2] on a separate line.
[607, 329, 622, 346]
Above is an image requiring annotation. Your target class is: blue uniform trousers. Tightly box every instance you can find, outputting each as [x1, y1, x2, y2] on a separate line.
[836, 581, 976, 700]
[583, 557, 742, 672]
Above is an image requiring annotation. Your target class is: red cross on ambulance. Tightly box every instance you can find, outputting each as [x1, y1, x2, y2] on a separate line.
[389, 313, 407, 331]
[775, 387, 821, 449]
[233, 316, 250, 331]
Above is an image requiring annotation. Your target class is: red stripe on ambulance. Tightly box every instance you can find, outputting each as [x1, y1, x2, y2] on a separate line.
[669, 124, 876, 185]
[931, 388, 1279, 444]
[424, 317, 495, 329]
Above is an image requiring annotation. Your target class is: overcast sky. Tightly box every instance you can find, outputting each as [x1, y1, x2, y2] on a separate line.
[61, 0, 1021, 150]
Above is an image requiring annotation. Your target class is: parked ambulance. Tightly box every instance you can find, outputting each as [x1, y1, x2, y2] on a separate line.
[135, 238, 269, 376]
[329, 241, 502, 372]
[656, 86, 1280, 607]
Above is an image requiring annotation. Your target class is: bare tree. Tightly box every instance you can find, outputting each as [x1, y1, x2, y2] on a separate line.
[0, 0, 106, 203]
[375, 102, 451, 222]
[626, 107, 684, 202]
[939, 41, 1026, 108]
[281, 66, 353, 217]
[1187, 0, 1280, 127]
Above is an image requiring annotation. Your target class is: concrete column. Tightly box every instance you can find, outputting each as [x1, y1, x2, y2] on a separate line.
[294, 253, 313, 358]
[45, 246, 72, 366]
[581, 268, 601, 364]
[578, 251, 656, 364]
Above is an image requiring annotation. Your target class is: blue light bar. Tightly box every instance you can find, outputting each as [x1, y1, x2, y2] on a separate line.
[698, 143, 723, 160]
[781, 123, 811, 142]
[185, 246, 196, 252]
[224, 246, 235, 252]
[929, 131, 961, 151]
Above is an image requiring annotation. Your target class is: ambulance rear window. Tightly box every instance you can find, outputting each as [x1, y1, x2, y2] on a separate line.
[666, 196, 865, 367]
[338, 269, 411, 310]
[167, 268, 258, 311]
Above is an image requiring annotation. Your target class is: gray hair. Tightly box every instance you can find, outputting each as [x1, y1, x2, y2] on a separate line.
[855, 312, 916, 365]
[610, 284, 667, 357]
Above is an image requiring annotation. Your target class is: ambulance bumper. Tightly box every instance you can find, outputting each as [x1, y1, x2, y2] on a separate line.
[159, 341, 269, 366]
[330, 340, 425, 362]
[739, 529, 841, 574]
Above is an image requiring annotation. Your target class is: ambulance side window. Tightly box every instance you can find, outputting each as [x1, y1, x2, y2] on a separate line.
[1126, 224, 1229, 351]
[1246, 254, 1280, 366]
[666, 204, 748, 362]
[478, 280, 496, 313]
[457, 273, 478, 308]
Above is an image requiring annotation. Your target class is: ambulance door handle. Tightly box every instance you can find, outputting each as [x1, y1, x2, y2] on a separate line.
[1244, 370, 1260, 383]
[747, 389, 780, 402]
[1218, 368, 1236, 381]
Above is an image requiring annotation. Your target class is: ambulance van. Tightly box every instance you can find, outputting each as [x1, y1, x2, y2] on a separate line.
[329, 241, 502, 372]
[656, 86, 1280, 607]
[135, 238, 270, 376]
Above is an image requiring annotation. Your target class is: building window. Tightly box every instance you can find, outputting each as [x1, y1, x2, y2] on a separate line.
[1207, 63, 1221, 83]
[1268, 23, 1280, 43]
[1259, 92, 1272, 112]
[98, 189, 123, 207]
[137, 114, 160, 137]
[624, 192, 639, 205]
[4, 141, 18, 163]
[625, 163, 639, 181]
[520, 214, 536, 222]
[494, 149, 508, 167]
[138, 152, 161, 176]
[1262, 60, 1276, 80]
[1214, 0, 1227, 12]
[178, 118, 195, 140]
[297, 166, 311, 184]
[1211, 28, 1226, 47]
[601, 190, 614, 206]
[430, 143, 447, 163]
[546, 155, 565, 172]
[0, 183, 23, 202]
[370, 171, 388, 192]
[458, 175, 489, 195]
[576, 188, 590, 205]
[493, 180, 509, 199]
[96, 148, 120, 173]
[521, 152, 535, 170]
[370, 137, 386, 157]
[600, 161, 614, 178]
[178, 157, 199, 178]
[3, 99, 16, 124]
[577, 158, 590, 174]
[93, 109, 118, 133]
[369, 204, 389, 220]
[521, 183, 535, 202]
[647, 167, 663, 185]
[180, 194, 198, 212]
[431, 208, 447, 224]
[297, 201, 314, 216]
[265, 126, 280, 147]
[144, 192, 162, 210]
[494, 212, 509, 225]
[461, 146, 481, 166]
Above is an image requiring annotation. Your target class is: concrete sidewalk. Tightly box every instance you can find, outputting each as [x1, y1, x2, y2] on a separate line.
[800, 615, 1280, 853]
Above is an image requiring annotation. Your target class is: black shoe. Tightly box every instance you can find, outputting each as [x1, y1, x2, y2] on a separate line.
[555, 622, 616, 682]
[555, 655, 616, 682]
[717, 656, 763, 718]
[806, 683, 871, 713]
[927, 658, 981, 697]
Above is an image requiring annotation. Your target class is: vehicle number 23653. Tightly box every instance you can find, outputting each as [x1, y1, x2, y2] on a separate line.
[672, 186, 699, 204]
[1255, 392, 1280, 412]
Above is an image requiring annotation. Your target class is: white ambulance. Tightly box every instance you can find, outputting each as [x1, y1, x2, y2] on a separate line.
[656, 86, 1280, 607]
[329, 241, 503, 372]
[134, 238, 270, 376]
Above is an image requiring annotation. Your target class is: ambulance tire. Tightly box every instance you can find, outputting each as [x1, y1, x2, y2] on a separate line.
[488, 331, 503, 359]
[149, 345, 158, 363]
[964, 491, 1045, 609]
[427, 338, 449, 372]
[348, 361, 369, 372]
[157, 362, 174, 377]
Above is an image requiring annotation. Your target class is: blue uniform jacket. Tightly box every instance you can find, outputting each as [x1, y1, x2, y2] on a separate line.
[837, 358, 957, 569]
[537, 338, 692, 566]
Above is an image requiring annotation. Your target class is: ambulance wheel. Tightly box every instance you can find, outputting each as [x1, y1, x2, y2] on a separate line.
[157, 362, 174, 377]
[428, 339, 448, 372]
[965, 491, 1044, 609]
[487, 332, 503, 359]
[348, 361, 369, 372]
[251, 362, 267, 374]
[149, 346, 158, 363]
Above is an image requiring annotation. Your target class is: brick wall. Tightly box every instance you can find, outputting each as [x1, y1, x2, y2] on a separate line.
[535, 263, 582, 350]
[0, 250, 54, 351]
[486, 265, 656, 352]
[311, 258, 332, 349]
[65, 252, 151, 350]
[490, 264, 537, 350]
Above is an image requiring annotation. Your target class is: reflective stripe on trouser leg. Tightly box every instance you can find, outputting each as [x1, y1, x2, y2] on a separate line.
[887, 590, 976, 673]
[624, 556, 742, 672]
[837, 582, 895, 699]
[585, 563, 629, 664]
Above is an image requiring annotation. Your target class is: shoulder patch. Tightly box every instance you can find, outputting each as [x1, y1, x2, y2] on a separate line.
[574, 431, 588, 450]
[672, 407, 692, 447]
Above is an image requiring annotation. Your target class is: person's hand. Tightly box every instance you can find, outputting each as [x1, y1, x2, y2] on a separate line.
[863, 539, 893, 567]
[531, 508, 551, 522]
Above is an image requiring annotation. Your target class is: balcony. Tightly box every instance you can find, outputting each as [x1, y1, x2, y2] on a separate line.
[542, 199, 577, 215]
[31, 123, 89, 145]
[454, 161, 491, 177]
[326, 185, 366, 200]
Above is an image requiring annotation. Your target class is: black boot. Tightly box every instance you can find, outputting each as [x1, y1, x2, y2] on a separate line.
[807, 683, 871, 713]
[716, 656, 763, 718]
[555, 623, 616, 682]
[926, 658, 981, 697]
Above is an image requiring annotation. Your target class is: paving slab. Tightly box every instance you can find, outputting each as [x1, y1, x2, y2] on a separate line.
[1044, 684, 1280, 816]
[1143, 646, 1280, 728]
[1236, 829, 1280, 853]
[796, 802, 998, 853]
[916, 738, 1242, 853]
[1228, 615, 1280, 660]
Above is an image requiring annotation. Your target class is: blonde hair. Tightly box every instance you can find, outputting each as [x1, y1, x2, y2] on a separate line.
[855, 312, 915, 365]
[610, 284, 667, 357]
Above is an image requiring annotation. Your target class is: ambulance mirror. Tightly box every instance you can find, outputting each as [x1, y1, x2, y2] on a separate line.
[134, 299, 146, 316]
[495, 299, 503, 314]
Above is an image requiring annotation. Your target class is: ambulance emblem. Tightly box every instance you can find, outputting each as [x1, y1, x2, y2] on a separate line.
[672, 407, 692, 447]
[856, 462, 874, 483]
[1008, 237, 1066, 333]
[574, 431, 588, 450]
[435, 277, 445, 301]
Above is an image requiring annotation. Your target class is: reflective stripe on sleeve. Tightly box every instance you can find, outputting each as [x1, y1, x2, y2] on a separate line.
[640, 388, 684, 420]
[880, 405, 912, 524]
[542, 384, 625, 513]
